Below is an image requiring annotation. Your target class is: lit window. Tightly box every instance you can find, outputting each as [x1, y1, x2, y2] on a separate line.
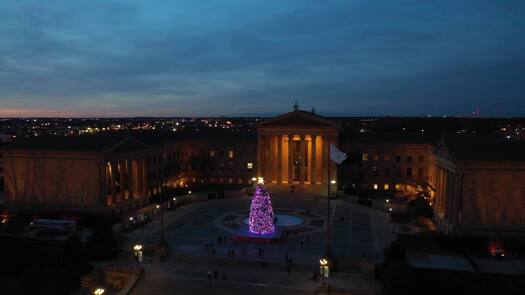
[209, 150, 215, 157]
[373, 155, 379, 161]
[384, 155, 390, 161]
[362, 153, 368, 161]
[373, 184, 378, 190]
[228, 178, 233, 184]
[247, 162, 253, 169]
[228, 150, 234, 158]
[384, 184, 389, 190]
[395, 184, 401, 190]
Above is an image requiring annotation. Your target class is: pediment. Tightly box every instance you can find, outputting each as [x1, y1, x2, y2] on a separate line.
[434, 141, 455, 161]
[258, 111, 338, 129]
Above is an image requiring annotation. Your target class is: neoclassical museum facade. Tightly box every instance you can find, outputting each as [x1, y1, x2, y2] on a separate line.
[256, 106, 339, 195]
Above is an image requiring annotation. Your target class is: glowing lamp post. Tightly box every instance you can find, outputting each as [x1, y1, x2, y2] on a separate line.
[133, 244, 143, 262]
[93, 288, 105, 295]
[319, 258, 330, 281]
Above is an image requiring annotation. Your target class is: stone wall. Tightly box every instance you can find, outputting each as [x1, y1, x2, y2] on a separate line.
[461, 167, 525, 231]
[4, 151, 103, 208]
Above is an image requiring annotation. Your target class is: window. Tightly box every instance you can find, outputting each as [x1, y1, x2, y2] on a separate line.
[228, 150, 234, 158]
[418, 154, 425, 162]
[362, 153, 368, 161]
[395, 184, 401, 190]
[209, 150, 215, 157]
[406, 167, 412, 177]
[384, 184, 389, 190]
[373, 184, 379, 190]
[396, 155, 401, 162]
[407, 155, 412, 162]
[384, 155, 390, 161]
[373, 154, 379, 161]
[247, 162, 253, 169]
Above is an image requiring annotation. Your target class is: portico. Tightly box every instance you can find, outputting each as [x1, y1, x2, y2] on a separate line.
[257, 105, 339, 195]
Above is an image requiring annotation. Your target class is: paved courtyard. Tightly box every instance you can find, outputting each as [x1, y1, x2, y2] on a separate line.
[129, 194, 394, 265]
[127, 194, 391, 294]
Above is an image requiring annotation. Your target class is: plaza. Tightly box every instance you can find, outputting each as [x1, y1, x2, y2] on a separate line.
[127, 192, 393, 294]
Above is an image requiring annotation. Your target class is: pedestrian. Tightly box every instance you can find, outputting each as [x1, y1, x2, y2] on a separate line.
[285, 253, 288, 261]
[232, 249, 235, 257]
[214, 270, 218, 280]
[207, 270, 212, 279]
[300, 241, 304, 248]
[362, 249, 367, 257]
[212, 249, 216, 256]
[288, 258, 292, 265]
[286, 266, 290, 274]
[306, 235, 310, 242]
[222, 273, 226, 281]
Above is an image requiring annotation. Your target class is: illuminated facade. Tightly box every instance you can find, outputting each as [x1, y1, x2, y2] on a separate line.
[3, 136, 162, 216]
[257, 106, 340, 195]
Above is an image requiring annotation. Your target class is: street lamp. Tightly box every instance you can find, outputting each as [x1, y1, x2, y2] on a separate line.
[133, 244, 143, 262]
[93, 288, 105, 295]
[319, 258, 330, 282]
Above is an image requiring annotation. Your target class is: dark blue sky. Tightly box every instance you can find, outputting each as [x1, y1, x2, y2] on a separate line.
[0, 1, 524, 117]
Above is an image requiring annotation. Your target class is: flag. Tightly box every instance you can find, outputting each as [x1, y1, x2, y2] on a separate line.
[330, 143, 347, 164]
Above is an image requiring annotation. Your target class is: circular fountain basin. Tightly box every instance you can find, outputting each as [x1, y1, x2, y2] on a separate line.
[243, 213, 303, 227]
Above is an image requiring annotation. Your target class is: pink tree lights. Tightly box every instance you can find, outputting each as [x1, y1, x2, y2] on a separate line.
[248, 183, 275, 235]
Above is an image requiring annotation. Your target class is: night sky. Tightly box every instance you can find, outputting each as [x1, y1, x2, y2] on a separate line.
[0, 1, 524, 117]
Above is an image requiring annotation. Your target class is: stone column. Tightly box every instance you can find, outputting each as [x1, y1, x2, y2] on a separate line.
[127, 159, 133, 199]
[109, 162, 116, 205]
[311, 135, 317, 184]
[277, 135, 282, 183]
[270, 135, 279, 183]
[120, 161, 127, 201]
[288, 135, 294, 184]
[99, 163, 107, 206]
[300, 136, 306, 184]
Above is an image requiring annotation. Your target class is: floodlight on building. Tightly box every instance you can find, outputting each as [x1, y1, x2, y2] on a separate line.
[94, 288, 105, 295]
[188, 190, 192, 195]
[385, 199, 390, 203]
[330, 180, 336, 185]
[251, 177, 257, 182]
[257, 177, 264, 185]
[129, 217, 133, 221]
[172, 197, 177, 201]
[133, 244, 143, 251]
[156, 205, 160, 209]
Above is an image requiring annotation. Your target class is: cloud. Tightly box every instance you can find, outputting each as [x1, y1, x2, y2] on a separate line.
[0, 0, 524, 116]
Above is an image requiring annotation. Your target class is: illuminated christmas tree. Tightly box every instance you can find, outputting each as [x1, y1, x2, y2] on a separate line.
[249, 182, 275, 235]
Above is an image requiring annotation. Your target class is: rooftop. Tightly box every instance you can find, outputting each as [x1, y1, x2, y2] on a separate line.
[3, 135, 151, 152]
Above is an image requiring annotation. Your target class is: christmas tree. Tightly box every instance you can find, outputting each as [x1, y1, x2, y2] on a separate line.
[249, 183, 275, 235]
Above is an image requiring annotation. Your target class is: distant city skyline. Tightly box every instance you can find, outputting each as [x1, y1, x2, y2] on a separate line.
[0, 1, 524, 117]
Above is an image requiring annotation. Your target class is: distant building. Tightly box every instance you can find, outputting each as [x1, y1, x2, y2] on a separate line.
[3, 136, 161, 216]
